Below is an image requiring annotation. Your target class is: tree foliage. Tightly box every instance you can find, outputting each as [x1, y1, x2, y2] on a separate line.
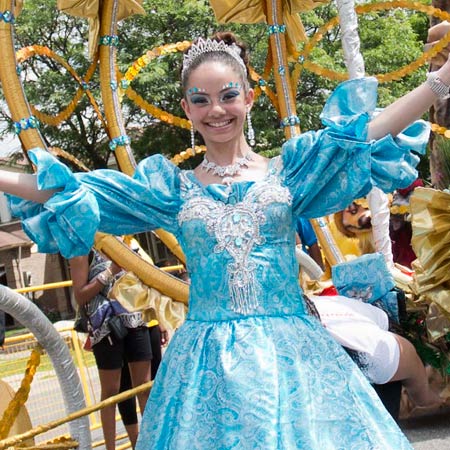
[0, 0, 430, 175]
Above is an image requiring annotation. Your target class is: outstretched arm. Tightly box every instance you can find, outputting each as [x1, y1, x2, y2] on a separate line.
[0, 170, 56, 203]
[367, 57, 450, 140]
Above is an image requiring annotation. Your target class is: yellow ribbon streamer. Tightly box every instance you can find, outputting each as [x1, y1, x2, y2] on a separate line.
[110, 272, 187, 332]
[209, 0, 328, 55]
[57, 0, 145, 59]
[410, 187, 450, 320]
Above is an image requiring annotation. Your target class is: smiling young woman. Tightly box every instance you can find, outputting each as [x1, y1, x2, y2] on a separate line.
[1, 29, 450, 449]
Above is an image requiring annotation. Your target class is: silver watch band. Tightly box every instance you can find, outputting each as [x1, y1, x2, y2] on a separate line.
[426, 71, 450, 100]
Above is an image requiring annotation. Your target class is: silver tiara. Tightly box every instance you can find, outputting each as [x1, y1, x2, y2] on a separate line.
[181, 37, 247, 79]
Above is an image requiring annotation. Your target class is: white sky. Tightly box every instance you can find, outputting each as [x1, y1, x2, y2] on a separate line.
[0, 133, 21, 157]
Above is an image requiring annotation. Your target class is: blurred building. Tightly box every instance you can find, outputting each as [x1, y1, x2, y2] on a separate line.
[0, 154, 73, 328]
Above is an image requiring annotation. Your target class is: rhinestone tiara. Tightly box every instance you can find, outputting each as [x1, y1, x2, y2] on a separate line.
[181, 37, 247, 79]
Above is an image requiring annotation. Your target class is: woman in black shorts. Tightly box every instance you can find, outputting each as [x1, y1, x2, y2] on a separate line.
[70, 250, 152, 450]
[117, 323, 168, 443]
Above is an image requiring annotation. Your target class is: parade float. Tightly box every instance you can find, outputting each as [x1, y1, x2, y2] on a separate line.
[0, 0, 449, 448]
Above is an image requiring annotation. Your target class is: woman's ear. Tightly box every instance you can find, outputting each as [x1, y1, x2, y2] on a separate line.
[181, 98, 190, 119]
[245, 88, 255, 111]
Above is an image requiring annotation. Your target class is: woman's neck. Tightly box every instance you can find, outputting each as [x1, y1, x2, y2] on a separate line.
[193, 136, 269, 186]
[203, 137, 251, 165]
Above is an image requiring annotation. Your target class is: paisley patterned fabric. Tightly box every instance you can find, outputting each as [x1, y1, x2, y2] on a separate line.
[331, 252, 400, 322]
[7, 77, 427, 449]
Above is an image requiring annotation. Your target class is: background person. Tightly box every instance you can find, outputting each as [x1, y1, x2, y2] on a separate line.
[70, 250, 152, 450]
[309, 294, 443, 410]
[117, 321, 167, 444]
[295, 217, 324, 271]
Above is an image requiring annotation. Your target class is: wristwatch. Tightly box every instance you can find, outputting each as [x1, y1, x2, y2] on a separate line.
[426, 71, 450, 100]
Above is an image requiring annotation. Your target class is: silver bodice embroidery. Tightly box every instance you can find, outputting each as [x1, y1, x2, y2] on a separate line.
[178, 159, 292, 314]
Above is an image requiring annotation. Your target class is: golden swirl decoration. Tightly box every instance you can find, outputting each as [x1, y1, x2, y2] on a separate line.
[170, 145, 206, 166]
[390, 204, 409, 216]
[29, 436, 79, 449]
[294, 2, 450, 87]
[16, 45, 106, 130]
[125, 84, 190, 129]
[431, 122, 450, 139]
[48, 147, 90, 172]
[410, 188, 450, 317]
[120, 42, 191, 98]
[120, 46, 191, 128]
[10, 435, 79, 449]
[0, 348, 41, 440]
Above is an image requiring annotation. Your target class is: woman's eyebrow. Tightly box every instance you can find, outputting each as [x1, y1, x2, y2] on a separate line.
[187, 87, 207, 95]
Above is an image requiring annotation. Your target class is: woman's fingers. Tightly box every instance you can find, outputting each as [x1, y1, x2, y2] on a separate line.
[425, 41, 450, 66]
[428, 21, 450, 42]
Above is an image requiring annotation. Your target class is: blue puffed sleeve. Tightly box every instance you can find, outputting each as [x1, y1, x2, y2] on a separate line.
[282, 77, 429, 218]
[8, 148, 181, 258]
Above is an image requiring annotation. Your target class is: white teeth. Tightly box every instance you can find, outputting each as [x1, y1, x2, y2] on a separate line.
[208, 120, 230, 128]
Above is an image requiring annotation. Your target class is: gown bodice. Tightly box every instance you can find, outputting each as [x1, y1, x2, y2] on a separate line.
[177, 158, 306, 321]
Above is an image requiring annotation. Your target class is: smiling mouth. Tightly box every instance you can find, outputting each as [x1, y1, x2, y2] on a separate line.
[207, 120, 232, 128]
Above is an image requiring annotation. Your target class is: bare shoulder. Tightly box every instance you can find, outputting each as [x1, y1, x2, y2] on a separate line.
[251, 151, 270, 168]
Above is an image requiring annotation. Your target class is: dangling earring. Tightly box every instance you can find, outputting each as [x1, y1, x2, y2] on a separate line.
[190, 121, 196, 151]
[246, 107, 255, 147]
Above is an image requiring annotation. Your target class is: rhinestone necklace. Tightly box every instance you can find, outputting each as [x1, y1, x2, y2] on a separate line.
[200, 152, 253, 180]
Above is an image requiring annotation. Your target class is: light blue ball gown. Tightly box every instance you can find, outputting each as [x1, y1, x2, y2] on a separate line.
[9, 78, 429, 449]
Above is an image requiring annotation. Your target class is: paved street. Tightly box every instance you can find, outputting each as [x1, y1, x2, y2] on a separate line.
[400, 407, 450, 450]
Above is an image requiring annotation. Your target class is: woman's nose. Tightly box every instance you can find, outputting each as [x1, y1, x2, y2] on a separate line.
[209, 101, 226, 115]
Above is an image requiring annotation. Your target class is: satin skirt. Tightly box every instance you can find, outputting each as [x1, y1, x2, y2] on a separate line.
[136, 313, 412, 450]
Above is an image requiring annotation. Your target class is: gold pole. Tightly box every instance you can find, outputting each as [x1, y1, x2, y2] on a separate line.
[0, 1, 47, 153]
[94, 232, 189, 304]
[98, 0, 186, 267]
[265, 0, 300, 139]
[14, 281, 73, 294]
[265, 0, 344, 268]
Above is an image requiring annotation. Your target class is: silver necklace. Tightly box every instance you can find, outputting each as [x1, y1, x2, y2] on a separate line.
[200, 152, 253, 180]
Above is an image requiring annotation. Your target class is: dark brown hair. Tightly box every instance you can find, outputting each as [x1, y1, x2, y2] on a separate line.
[181, 31, 250, 94]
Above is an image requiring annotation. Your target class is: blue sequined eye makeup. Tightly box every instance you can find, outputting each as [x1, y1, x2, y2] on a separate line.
[220, 90, 241, 102]
[187, 82, 242, 105]
[190, 94, 210, 105]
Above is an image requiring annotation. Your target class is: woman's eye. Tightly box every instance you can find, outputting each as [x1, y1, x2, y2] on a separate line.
[221, 90, 240, 102]
[190, 95, 210, 105]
